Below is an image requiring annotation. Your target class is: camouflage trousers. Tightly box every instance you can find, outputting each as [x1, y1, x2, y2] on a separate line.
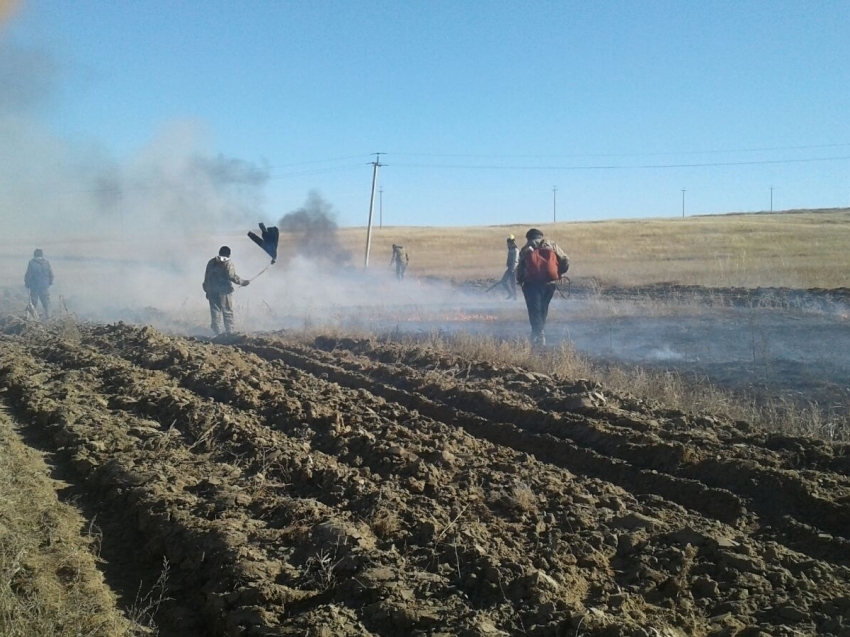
[208, 292, 235, 334]
[28, 287, 50, 319]
[500, 268, 517, 299]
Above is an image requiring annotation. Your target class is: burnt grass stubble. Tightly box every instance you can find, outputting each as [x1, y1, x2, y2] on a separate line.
[1, 315, 850, 636]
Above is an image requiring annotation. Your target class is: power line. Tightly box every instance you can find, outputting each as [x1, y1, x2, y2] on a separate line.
[390, 155, 850, 171]
[267, 153, 372, 168]
[389, 142, 850, 160]
[265, 163, 365, 180]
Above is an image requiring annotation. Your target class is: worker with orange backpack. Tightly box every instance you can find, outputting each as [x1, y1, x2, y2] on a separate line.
[515, 228, 569, 347]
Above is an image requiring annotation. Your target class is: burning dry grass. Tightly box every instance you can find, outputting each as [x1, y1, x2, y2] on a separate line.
[0, 409, 148, 637]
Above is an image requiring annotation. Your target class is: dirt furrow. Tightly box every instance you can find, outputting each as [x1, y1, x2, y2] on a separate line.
[8, 349, 384, 633]
[74, 324, 850, 632]
[0, 337, 472, 635]
[68, 325, 723, 633]
[4, 320, 850, 636]
[0, 329, 683, 635]
[290, 336, 850, 548]
[318, 335, 850, 473]
[232, 337, 850, 566]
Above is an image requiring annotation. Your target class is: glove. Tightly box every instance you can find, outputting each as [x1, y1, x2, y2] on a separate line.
[241, 280, 250, 287]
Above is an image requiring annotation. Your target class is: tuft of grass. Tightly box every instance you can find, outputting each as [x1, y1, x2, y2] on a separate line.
[127, 557, 170, 631]
[370, 509, 402, 539]
[304, 547, 342, 592]
[508, 482, 539, 514]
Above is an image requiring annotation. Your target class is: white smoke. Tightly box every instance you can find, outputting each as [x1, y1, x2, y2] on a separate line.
[0, 37, 482, 335]
[0, 39, 275, 318]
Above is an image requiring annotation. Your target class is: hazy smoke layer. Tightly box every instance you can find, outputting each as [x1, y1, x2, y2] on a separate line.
[195, 154, 270, 187]
[0, 37, 280, 326]
[0, 38, 271, 252]
[278, 190, 352, 267]
[0, 35, 469, 337]
[0, 42, 58, 115]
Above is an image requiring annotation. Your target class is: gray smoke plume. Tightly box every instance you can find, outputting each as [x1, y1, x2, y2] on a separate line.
[0, 40, 271, 246]
[0, 37, 276, 322]
[194, 154, 270, 187]
[0, 42, 59, 116]
[278, 190, 352, 266]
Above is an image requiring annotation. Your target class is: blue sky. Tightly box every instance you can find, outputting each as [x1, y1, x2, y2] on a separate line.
[2, 0, 849, 230]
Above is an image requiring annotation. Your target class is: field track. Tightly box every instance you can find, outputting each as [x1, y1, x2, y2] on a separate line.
[2, 316, 850, 636]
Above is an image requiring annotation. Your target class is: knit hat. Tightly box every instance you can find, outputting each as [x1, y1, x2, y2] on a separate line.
[219, 246, 231, 257]
[525, 228, 544, 241]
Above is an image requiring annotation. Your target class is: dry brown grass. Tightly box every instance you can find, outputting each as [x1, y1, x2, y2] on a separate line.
[370, 509, 402, 539]
[508, 482, 539, 514]
[0, 409, 150, 636]
[335, 207, 850, 288]
[3, 207, 848, 290]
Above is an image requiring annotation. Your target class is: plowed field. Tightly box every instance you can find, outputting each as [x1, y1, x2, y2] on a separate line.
[2, 316, 850, 636]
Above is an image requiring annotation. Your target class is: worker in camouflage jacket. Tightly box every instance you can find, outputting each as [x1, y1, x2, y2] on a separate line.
[203, 246, 250, 335]
[24, 248, 54, 319]
[500, 234, 519, 300]
[390, 244, 409, 280]
[515, 228, 569, 347]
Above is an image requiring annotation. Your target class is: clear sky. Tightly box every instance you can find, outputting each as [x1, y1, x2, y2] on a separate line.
[2, 0, 849, 231]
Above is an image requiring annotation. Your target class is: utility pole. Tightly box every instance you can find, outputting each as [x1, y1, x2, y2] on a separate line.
[364, 153, 383, 268]
[552, 186, 558, 223]
[379, 188, 383, 229]
[770, 186, 774, 212]
[681, 189, 686, 218]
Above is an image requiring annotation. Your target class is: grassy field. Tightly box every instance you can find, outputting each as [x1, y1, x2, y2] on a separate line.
[3, 207, 849, 290]
[336, 207, 850, 288]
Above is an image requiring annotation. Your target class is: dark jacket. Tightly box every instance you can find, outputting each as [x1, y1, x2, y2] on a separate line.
[25, 257, 54, 290]
[203, 256, 245, 295]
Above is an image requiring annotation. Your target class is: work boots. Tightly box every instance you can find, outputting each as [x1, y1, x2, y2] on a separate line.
[531, 332, 546, 348]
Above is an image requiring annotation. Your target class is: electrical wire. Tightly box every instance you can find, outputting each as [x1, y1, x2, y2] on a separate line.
[389, 142, 850, 159]
[390, 155, 850, 171]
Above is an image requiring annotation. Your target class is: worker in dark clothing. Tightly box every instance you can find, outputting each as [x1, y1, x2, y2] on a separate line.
[202, 246, 250, 335]
[24, 248, 54, 319]
[390, 244, 409, 280]
[515, 228, 569, 347]
[500, 235, 519, 299]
